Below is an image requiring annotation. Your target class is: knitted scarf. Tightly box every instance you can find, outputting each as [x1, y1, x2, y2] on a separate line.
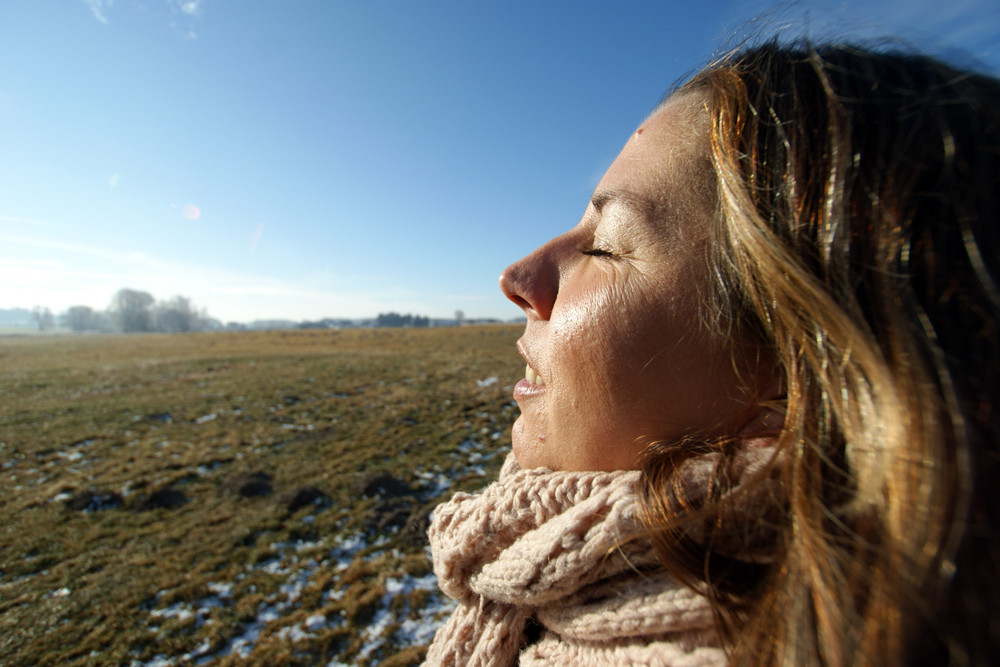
[424, 454, 727, 666]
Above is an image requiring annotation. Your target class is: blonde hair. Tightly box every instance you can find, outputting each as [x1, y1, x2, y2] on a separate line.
[640, 40, 1000, 666]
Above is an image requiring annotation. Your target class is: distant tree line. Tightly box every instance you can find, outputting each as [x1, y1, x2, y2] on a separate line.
[13, 300, 508, 333]
[38, 288, 218, 333]
[375, 312, 430, 328]
[297, 318, 359, 330]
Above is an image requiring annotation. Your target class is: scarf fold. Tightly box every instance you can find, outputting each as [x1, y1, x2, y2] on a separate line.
[424, 454, 726, 666]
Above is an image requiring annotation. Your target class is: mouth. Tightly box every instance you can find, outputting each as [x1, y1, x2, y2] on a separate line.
[514, 340, 545, 400]
[524, 363, 545, 386]
[513, 361, 546, 401]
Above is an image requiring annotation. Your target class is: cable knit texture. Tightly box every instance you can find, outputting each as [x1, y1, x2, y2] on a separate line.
[424, 454, 727, 666]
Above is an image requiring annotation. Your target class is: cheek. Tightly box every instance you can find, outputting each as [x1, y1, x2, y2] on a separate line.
[544, 305, 623, 429]
[617, 286, 717, 408]
[557, 283, 660, 408]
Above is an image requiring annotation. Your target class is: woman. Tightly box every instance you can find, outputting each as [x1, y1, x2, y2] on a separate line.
[426, 39, 1000, 666]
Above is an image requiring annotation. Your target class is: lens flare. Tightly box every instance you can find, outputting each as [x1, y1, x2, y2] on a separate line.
[250, 223, 264, 252]
[181, 204, 201, 220]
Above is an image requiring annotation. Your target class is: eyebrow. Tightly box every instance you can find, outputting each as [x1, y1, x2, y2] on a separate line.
[590, 189, 657, 217]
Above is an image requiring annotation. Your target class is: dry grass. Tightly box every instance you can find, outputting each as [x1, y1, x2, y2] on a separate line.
[0, 326, 522, 666]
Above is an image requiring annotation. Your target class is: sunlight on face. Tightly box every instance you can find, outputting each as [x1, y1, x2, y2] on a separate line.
[499, 95, 776, 471]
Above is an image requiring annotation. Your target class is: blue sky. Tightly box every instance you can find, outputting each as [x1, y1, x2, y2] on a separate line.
[2, 1, 999, 324]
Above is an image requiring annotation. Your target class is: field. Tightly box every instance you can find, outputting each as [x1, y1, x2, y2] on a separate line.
[0, 326, 523, 666]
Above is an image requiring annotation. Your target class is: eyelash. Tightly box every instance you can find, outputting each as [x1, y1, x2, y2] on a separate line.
[581, 247, 615, 258]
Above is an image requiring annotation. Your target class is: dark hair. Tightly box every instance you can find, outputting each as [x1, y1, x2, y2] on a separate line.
[640, 39, 1000, 666]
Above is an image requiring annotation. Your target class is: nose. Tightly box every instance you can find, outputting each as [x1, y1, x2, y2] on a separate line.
[499, 240, 560, 321]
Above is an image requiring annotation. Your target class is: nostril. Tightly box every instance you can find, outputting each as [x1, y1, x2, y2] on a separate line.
[500, 261, 555, 320]
[499, 270, 529, 309]
[501, 241, 560, 321]
[503, 288, 531, 311]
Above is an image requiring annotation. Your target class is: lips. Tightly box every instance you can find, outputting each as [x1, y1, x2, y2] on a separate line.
[513, 352, 545, 400]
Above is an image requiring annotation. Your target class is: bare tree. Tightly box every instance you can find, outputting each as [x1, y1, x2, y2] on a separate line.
[31, 306, 54, 331]
[153, 295, 197, 332]
[63, 305, 96, 332]
[110, 288, 154, 332]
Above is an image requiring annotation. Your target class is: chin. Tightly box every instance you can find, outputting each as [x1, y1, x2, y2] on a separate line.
[510, 419, 544, 470]
[510, 419, 529, 467]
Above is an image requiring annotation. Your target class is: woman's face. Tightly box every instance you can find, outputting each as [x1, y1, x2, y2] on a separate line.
[500, 95, 774, 471]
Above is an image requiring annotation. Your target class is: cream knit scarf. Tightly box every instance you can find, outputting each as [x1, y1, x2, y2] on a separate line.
[424, 454, 727, 666]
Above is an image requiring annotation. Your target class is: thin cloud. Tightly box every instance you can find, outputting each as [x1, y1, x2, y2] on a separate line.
[82, 0, 113, 24]
[211, 285, 300, 298]
[0, 257, 62, 269]
[0, 231, 404, 321]
[178, 0, 202, 16]
[0, 232, 185, 270]
[0, 214, 55, 227]
[442, 294, 487, 302]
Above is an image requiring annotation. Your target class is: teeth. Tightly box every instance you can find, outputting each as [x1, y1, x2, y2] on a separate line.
[525, 364, 545, 386]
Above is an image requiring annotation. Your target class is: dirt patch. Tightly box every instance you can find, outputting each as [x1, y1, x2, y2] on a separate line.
[221, 471, 273, 497]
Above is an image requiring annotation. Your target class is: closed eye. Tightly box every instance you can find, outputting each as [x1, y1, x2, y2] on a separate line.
[581, 247, 615, 258]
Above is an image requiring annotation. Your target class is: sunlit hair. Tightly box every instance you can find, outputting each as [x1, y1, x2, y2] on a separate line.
[638, 39, 1000, 666]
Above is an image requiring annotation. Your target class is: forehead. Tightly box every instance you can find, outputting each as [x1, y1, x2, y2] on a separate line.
[596, 93, 713, 212]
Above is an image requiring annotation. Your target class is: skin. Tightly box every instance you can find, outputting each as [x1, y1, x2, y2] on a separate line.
[499, 94, 777, 471]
